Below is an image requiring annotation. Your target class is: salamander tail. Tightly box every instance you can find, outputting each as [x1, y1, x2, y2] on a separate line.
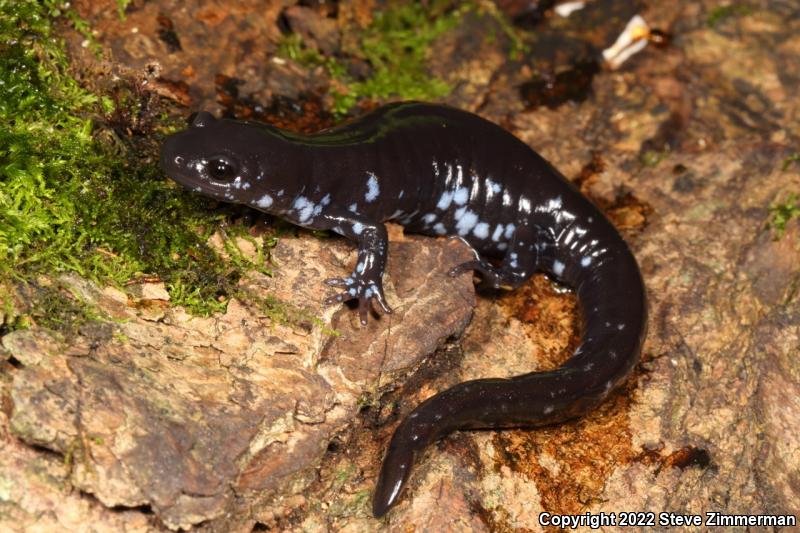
[372, 236, 646, 517]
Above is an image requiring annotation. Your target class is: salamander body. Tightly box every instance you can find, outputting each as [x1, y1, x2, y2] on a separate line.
[160, 102, 647, 517]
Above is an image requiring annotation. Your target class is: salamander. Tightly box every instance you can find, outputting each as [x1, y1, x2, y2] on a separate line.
[160, 102, 647, 517]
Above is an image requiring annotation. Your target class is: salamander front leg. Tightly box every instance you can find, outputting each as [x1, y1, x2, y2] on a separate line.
[317, 210, 393, 324]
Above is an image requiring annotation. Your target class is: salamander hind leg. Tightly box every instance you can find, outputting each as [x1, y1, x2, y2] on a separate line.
[449, 259, 523, 290]
[449, 222, 550, 290]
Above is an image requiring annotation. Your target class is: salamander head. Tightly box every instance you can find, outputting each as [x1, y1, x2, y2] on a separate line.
[160, 111, 289, 209]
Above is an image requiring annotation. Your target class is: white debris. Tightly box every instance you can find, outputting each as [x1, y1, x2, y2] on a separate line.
[555, 1, 586, 18]
[602, 14, 650, 69]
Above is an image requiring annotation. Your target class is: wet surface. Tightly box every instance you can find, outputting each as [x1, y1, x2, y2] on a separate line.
[519, 58, 601, 109]
[3, 0, 800, 531]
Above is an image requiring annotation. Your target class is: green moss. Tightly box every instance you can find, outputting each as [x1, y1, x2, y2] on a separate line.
[278, 2, 467, 116]
[349, 489, 371, 513]
[116, 0, 131, 21]
[0, 1, 281, 324]
[782, 153, 800, 171]
[336, 3, 463, 114]
[26, 282, 110, 338]
[242, 291, 340, 336]
[476, 1, 529, 59]
[62, 9, 103, 57]
[768, 193, 800, 240]
[221, 226, 277, 276]
[276, 33, 331, 70]
[640, 150, 667, 167]
[707, 4, 753, 27]
[277, 2, 531, 115]
[333, 463, 357, 486]
[0, 283, 25, 331]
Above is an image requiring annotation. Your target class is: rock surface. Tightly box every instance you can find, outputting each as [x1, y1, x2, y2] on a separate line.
[2, 0, 800, 531]
[2, 235, 475, 530]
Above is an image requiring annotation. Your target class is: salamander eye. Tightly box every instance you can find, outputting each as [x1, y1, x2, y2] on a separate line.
[207, 157, 237, 180]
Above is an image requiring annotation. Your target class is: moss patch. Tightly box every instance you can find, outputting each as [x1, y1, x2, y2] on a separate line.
[768, 193, 800, 240]
[18, 281, 111, 339]
[707, 4, 754, 27]
[0, 0, 280, 331]
[782, 153, 800, 171]
[640, 149, 667, 167]
[278, 2, 467, 116]
[116, 0, 132, 21]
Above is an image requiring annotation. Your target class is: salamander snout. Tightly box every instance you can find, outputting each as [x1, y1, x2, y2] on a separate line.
[160, 127, 252, 202]
[159, 135, 187, 183]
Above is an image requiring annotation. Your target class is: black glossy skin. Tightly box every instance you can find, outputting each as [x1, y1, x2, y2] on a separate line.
[160, 102, 647, 518]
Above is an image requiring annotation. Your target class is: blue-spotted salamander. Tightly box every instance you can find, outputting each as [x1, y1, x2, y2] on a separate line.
[160, 102, 647, 517]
